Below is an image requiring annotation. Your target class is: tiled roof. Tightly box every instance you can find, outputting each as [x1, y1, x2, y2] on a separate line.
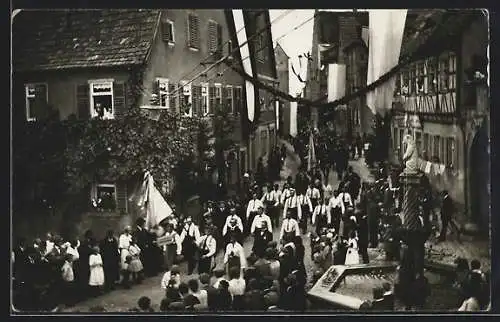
[401, 9, 479, 60]
[13, 9, 161, 72]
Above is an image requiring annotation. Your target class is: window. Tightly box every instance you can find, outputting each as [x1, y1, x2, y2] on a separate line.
[225, 85, 234, 114]
[208, 20, 222, 53]
[438, 53, 450, 92]
[91, 183, 117, 211]
[168, 83, 177, 111]
[25, 83, 48, 121]
[156, 78, 169, 108]
[448, 52, 457, 90]
[233, 86, 242, 115]
[417, 62, 425, 94]
[89, 79, 114, 119]
[415, 131, 422, 154]
[423, 133, 429, 160]
[433, 135, 441, 162]
[201, 83, 209, 115]
[161, 20, 175, 45]
[255, 34, 265, 63]
[187, 13, 200, 50]
[439, 136, 446, 165]
[446, 137, 456, 167]
[214, 83, 222, 111]
[394, 73, 401, 96]
[399, 129, 405, 158]
[401, 68, 409, 95]
[426, 57, 437, 94]
[180, 80, 192, 116]
[393, 127, 399, 150]
[409, 64, 416, 94]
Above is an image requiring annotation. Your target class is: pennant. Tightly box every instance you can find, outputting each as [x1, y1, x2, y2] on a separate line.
[290, 101, 298, 137]
[366, 10, 407, 117]
[232, 10, 256, 122]
[275, 100, 280, 131]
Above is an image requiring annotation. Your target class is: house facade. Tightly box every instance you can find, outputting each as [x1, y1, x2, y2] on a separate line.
[274, 43, 291, 137]
[390, 10, 489, 231]
[305, 10, 369, 133]
[12, 9, 246, 238]
[227, 10, 279, 174]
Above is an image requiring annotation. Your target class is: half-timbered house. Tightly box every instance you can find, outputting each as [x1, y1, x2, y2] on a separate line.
[390, 9, 489, 232]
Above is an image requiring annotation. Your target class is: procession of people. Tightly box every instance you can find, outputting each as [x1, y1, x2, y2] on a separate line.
[12, 134, 490, 312]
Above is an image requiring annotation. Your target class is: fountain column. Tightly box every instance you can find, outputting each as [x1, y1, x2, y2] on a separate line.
[399, 171, 426, 279]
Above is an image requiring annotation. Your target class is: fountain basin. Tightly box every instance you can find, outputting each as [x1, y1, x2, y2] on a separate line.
[307, 262, 462, 311]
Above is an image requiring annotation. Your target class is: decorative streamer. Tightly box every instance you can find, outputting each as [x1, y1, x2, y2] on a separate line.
[232, 9, 256, 122]
[327, 64, 346, 103]
[366, 9, 408, 116]
[290, 101, 298, 137]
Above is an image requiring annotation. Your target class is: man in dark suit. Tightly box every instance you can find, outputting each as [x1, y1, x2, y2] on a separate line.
[134, 217, 154, 277]
[438, 190, 461, 242]
[252, 221, 273, 259]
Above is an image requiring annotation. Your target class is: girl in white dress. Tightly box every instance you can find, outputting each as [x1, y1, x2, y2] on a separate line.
[127, 238, 144, 283]
[89, 245, 105, 291]
[345, 230, 360, 265]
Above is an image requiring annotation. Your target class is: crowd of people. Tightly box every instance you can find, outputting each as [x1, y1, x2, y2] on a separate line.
[12, 134, 490, 312]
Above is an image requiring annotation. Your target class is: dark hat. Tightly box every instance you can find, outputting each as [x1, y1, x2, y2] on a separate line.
[168, 301, 186, 311]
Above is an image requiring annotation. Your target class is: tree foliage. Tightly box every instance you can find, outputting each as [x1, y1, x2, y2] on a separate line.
[13, 107, 208, 211]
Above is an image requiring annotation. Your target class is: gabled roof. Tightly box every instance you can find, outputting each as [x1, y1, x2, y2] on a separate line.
[400, 9, 481, 60]
[13, 9, 161, 72]
[274, 43, 290, 59]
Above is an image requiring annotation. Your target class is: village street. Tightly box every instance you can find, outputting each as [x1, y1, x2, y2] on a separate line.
[63, 142, 489, 312]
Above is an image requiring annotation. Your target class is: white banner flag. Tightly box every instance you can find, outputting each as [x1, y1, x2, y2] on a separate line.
[290, 101, 298, 137]
[232, 10, 256, 122]
[366, 10, 407, 117]
[144, 172, 172, 229]
[327, 64, 346, 103]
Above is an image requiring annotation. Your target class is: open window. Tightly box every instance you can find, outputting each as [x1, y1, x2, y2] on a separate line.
[25, 83, 48, 122]
[201, 83, 209, 115]
[161, 20, 175, 45]
[91, 183, 117, 211]
[180, 80, 193, 117]
[89, 79, 114, 119]
[155, 77, 170, 108]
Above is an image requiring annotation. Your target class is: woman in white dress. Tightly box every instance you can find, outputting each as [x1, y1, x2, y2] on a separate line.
[89, 246, 105, 294]
[344, 230, 360, 265]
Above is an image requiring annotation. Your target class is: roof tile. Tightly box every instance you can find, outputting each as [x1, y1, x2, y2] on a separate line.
[13, 9, 160, 72]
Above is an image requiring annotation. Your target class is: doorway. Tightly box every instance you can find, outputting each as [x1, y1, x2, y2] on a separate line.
[469, 121, 489, 230]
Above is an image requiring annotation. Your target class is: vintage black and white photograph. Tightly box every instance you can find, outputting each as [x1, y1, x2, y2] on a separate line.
[11, 8, 491, 313]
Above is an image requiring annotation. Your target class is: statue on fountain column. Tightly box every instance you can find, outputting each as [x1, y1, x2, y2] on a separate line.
[402, 134, 420, 174]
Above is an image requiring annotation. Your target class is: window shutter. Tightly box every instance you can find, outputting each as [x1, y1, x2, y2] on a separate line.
[192, 85, 201, 116]
[208, 21, 217, 53]
[152, 80, 160, 106]
[221, 86, 228, 112]
[217, 24, 223, 52]
[209, 85, 216, 115]
[113, 82, 126, 118]
[161, 22, 172, 42]
[178, 83, 185, 114]
[188, 14, 200, 49]
[168, 83, 177, 111]
[76, 84, 90, 119]
[116, 182, 128, 213]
